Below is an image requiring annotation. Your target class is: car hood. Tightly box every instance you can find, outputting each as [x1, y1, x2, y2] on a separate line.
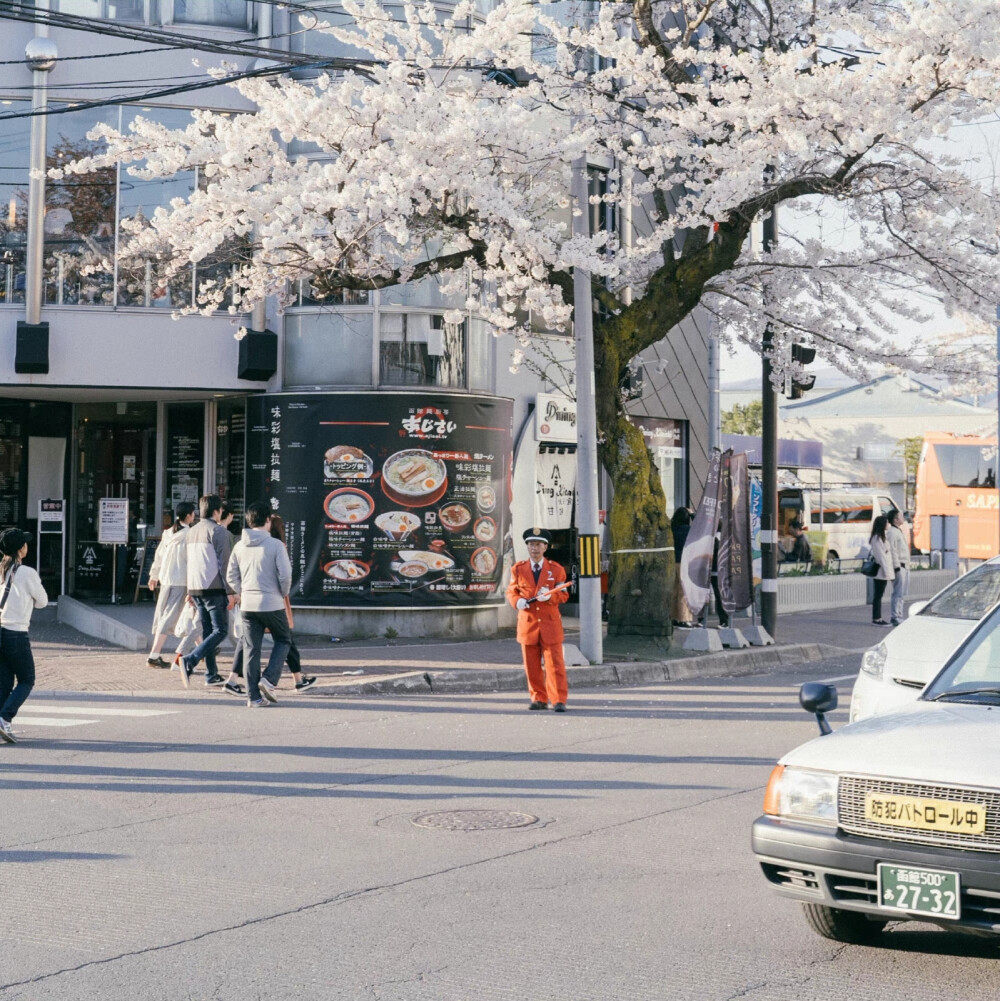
[882, 614, 978, 680]
[781, 701, 1000, 786]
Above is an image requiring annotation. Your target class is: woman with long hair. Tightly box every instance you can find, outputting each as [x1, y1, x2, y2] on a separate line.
[145, 501, 196, 667]
[0, 528, 48, 743]
[669, 505, 696, 628]
[868, 514, 896, 626]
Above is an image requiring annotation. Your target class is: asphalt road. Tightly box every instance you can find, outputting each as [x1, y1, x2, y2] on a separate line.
[2, 652, 999, 1001]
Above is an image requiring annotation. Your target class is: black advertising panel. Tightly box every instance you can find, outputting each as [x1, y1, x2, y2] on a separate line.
[246, 394, 513, 606]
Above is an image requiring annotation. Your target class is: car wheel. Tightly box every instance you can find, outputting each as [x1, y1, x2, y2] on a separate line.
[802, 903, 886, 944]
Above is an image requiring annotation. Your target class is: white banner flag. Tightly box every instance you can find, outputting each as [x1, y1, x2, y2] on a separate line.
[534, 451, 577, 529]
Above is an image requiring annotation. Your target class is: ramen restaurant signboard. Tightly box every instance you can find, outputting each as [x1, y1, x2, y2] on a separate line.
[245, 393, 514, 607]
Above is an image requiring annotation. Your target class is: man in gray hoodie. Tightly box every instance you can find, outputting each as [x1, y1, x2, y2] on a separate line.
[183, 494, 235, 687]
[226, 501, 292, 707]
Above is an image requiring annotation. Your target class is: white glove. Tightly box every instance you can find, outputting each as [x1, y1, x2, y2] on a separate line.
[516, 598, 529, 610]
[536, 587, 551, 602]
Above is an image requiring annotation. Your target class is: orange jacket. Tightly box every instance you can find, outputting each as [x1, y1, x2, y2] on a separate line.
[506, 558, 569, 645]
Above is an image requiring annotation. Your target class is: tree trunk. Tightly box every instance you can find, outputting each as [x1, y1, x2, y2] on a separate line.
[601, 409, 673, 637]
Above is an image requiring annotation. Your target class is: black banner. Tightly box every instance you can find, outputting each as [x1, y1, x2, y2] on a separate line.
[245, 393, 513, 607]
[719, 451, 752, 612]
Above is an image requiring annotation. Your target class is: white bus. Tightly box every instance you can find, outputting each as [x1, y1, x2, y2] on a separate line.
[778, 487, 900, 561]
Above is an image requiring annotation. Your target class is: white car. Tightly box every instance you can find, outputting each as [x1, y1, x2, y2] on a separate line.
[849, 557, 1000, 722]
[753, 610, 1000, 944]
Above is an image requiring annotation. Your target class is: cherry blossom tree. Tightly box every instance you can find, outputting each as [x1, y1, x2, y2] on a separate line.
[60, 0, 1000, 635]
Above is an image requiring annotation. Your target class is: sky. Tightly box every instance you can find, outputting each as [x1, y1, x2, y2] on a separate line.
[719, 117, 1000, 388]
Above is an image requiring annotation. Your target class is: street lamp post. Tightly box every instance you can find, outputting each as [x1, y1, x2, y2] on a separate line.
[760, 203, 778, 640]
[25, 36, 58, 327]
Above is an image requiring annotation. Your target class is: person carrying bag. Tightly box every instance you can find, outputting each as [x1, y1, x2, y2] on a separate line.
[0, 528, 49, 744]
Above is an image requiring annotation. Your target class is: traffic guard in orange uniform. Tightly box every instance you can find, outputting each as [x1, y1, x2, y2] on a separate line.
[507, 527, 570, 712]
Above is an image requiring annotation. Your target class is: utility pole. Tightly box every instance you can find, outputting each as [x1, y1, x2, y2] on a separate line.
[572, 153, 603, 666]
[760, 203, 778, 639]
[708, 320, 720, 453]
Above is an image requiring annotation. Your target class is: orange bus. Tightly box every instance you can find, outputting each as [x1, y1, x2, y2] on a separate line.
[913, 432, 999, 559]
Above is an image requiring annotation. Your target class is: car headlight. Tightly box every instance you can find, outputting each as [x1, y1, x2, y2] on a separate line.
[861, 641, 888, 681]
[763, 766, 838, 826]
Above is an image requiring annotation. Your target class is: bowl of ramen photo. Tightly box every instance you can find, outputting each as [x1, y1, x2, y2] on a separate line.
[324, 488, 375, 524]
[323, 559, 371, 582]
[396, 560, 428, 580]
[438, 501, 472, 533]
[324, 445, 374, 480]
[470, 547, 497, 575]
[381, 449, 448, 507]
[398, 549, 455, 572]
[476, 484, 496, 512]
[473, 516, 497, 543]
[375, 510, 421, 541]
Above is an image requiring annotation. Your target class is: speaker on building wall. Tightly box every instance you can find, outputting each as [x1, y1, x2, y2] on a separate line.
[237, 328, 277, 381]
[15, 321, 49, 374]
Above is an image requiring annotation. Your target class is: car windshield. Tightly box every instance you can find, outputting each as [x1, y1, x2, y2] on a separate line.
[923, 604, 1000, 702]
[919, 564, 1000, 620]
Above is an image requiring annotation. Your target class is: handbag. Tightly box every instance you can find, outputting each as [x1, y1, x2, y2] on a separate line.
[859, 555, 879, 577]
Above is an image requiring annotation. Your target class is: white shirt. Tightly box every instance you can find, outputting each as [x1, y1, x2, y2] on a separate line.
[887, 523, 908, 568]
[0, 563, 48, 632]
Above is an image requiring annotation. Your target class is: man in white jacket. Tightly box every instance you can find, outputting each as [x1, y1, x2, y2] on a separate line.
[226, 502, 292, 707]
[0, 528, 49, 743]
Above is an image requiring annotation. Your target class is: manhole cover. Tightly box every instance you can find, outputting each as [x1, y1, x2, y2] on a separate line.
[411, 809, 539, 831]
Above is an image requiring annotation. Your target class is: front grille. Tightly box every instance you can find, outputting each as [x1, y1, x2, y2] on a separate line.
[839, 776, 1000, 852]
[761, 863, 820, 893]
[828, 874, 876, 905]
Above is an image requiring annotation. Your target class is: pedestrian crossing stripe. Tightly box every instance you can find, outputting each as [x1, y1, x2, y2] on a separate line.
[15, 706, 180, 728]
[19, 707, 178, 717]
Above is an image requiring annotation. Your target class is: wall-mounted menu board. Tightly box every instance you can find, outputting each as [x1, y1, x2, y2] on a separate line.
[245, 393, 513, 607]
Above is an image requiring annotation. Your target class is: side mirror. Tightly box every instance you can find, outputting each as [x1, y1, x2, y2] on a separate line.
[799, 682, 838, 736]
[908, 600, 927, 618]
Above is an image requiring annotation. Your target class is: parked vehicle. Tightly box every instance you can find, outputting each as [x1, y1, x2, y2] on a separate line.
[850, 557, 1000, 722]
[778, 487, 899, 561]
[753, 614, 1000, 945]
[913, 432, 998, 559]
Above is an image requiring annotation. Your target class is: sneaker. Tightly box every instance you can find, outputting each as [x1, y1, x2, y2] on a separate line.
[0, 718, 16, 743]
[258, 678, 279, 703]
[247, 698, 270, 708]
[528, 701, 548, 711]
[146, 656, 170, 669]
[179, 656, 194, 688]
[205, 674, 226, 687]
[553, 702, 567, 713]
[294, 676, 317, 692]
[890, 619, 900, 627]
[223, 681, 245, 697]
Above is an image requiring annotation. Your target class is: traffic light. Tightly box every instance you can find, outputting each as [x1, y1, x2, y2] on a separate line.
[786, 343, 816, 399]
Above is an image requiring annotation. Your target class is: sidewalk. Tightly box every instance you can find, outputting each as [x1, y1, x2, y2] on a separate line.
[25, 600, 885, 697]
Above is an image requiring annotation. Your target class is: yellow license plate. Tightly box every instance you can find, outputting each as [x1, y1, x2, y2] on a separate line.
[864, 793, 987, 835]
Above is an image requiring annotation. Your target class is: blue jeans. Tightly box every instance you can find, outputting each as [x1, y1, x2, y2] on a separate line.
[188, 593, 229, 679]
[242, 609, 291, 702]
[0, 628, 35, 722]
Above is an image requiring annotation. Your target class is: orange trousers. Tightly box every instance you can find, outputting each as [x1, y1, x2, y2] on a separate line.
[521, 641, 568, 705]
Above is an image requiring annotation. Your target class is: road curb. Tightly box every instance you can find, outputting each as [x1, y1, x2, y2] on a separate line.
[309, 642, 845, 697]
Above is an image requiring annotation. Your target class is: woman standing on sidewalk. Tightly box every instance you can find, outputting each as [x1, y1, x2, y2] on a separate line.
[146, 501, 195, 668]
[0, 528, 49, 743]
[868, 515, 895, 626]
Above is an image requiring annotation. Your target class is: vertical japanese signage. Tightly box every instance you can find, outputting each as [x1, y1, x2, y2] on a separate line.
[245, 394, 514, 607]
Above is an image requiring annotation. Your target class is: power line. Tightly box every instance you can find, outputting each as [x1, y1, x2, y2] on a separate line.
[0, 57, 342, 122]
[0, 3, 359, 68]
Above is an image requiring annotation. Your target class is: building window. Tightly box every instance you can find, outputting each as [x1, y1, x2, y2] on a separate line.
[53, 0, 253, 27]
[171, 0, 254, 29]
[378, 312, 466, 389]
[284, 311, 375, 387]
